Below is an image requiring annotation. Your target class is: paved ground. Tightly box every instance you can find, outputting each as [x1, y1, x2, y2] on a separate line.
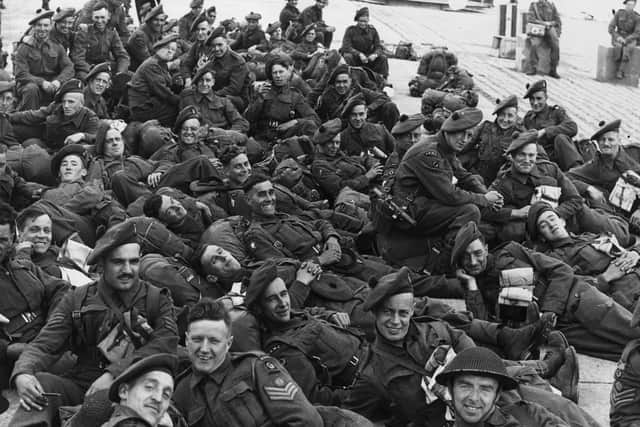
[0, 0, 626, 425]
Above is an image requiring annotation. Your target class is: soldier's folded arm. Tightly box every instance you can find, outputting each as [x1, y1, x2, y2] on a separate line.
[544, 108, 577, 139]
[147, 64, 180, 104]
[566, 165, 601, 196]
[106, 287, 178, 378]
[70, 29, 91, 76]
[9, 105, 50, 125]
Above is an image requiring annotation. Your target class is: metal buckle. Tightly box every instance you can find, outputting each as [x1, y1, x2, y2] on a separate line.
[349, 355, 359, 367]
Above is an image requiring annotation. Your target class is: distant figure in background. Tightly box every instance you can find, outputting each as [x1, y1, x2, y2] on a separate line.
[526, 0, 562, 79]
[609, 0, 640, 79]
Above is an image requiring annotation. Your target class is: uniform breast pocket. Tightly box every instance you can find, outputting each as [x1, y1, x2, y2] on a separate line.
[219, 381, 267, 427]
[44, 51, 60, 67]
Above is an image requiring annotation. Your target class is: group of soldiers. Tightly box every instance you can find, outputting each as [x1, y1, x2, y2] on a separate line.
[1, 0, 640, 426]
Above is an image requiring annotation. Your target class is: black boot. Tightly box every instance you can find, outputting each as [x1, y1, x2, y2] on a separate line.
[550, 344, 580, 403]
[498, 312, 557, 360]
[548, 68, 561, 79]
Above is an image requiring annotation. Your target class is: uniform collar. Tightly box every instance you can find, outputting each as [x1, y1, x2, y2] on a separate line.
[190, 354, 232, 389]
[548, 235, 575, 248]
[97, 276, 143, 309]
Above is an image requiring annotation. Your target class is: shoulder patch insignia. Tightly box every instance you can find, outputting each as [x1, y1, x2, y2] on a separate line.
[425, 151, 438, 157]
[264, 381, 298, 401]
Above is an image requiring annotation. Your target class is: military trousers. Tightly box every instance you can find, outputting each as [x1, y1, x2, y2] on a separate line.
[541, 134, 583, 171]
[343, 52, 390, 79]
[559, 279, 640, 361]
[409, 198, 481, 242]
[528, 26, 560, 71]
[612, 39, 638, 75]
[17, 82, 53, 111]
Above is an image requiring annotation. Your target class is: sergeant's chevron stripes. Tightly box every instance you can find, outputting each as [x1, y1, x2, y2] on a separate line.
[264, 382, 298, 401]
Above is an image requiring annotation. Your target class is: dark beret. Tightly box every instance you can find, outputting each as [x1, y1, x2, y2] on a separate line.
[354, 7, 369, 21]
[451, 221, 483, 267]
[441, 107, 482, 132]
[266, 21, 281, 34]
[363, 266, 413, 312]
[190, 0, 204, 8]
[391, 113, 425, 135]
[506, 129, 538, 154]
[173, 105, 201, 133]
[301, 23, 317, 38]
[87, 219, 140, 265]
[192, 65, 215, 85]
[50, 144, 88, 177]
[52, 7, 76, 22]
[328, 64, 350, 85]
[152, 34, 179, 51]
[527, 202, 556, 242]
[313, 118, 342, 145]
[624, 0, 636, 4]
[144, 4, 165, 23]
[54, 78, 84, 103]
[29, 9, 54, 25]
[245, 12, 262, 21]
[523, 79, 547, 99]
[206, 26, 227, 44]
[92, 2, 109, 11]
[492, 94, 518, 115]
[85, 62, 111, 83]
[341, 93, 366, 119]
[246, 261, 279, 308]
[108, 354, 178, 402]
[163, 18, 178, 33]
[189, 11, 209, 33]
[0, 80, 15, 94]
[591, 119, 621, 141]
[242, 172, 271, 193]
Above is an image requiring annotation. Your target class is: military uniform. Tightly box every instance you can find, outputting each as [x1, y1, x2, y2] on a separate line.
[180, 40, 214, 79]
[128, 55, 179, 126]
[71, 23, 130, 80]
[178, 10, 199, 43]
[13, 35, 74, 110]
[341, 24, 388, 78]
[280, 3, 300, 34]
[84, 86, 110, 119]
[445, 402, 569, 427]
[386, 132, 487, 240]
[339, 122, 395, 157]
[9, 279, 178, 424]
[126, 24, 161, 71]
[10, 103, 98, 151]
[78, 0, 130, 43]
[173, 352, 323, 427]
[0, 250, 69, 390]
[49, 26, 75, 54]
[484, 159, 628, 243]
[179, 88, 249, 132]
[316, 83, 398, 130]
[611, 338, 640, 427]
[300, 4, 332, 48]
[609, 7, 640, 77]
[245, 84, 320, 143]
[344, 319, 474, 426]
[311, 151, 373, 200]
[230, 28, 267, 52]
[291, 40, 321, 70]
[202, 48, 250, 110]
[526, 0, 562, 75]
[469, 241, 640, 361]
[101, 404, 153, 427]
[523, 104, 581, 171]
[261, 310, 367, 405]
[539, 234, 640, 311]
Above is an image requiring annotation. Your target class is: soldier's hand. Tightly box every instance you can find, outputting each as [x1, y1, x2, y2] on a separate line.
[185, 78, 192, 88]
[365, 164, 384, 180]
[586, 185, 606, 203]
[147, 172, 163, 188]
[326, 26, 336, 32]
[602, 261, 627, 283]
[614, 250, 640, 273]
[484, 190, 504, 209]
[195, 201, 213, 222]
[368, 54, 378, 62]
[14, 240, 33, 254]
[512, 205, 530, 219]
[455, 269, 479, 291]
[41, 80, 53, 93]
[296, 261, 322, 285]
[324, 237, 342, 255]
[64, 132, 85, 145]
[318, 248, 341, 266]
[277, 119, 298, 132]
[258, 81, 272, 96]
[86, 372, 114, 397]
[329, 312, 350, 328]
[15, 373, 47, 411]
[358, 53, 368, 63]
[536, 129, 546, 139]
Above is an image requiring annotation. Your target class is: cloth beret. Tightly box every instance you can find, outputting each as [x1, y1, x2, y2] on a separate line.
[527, 202, 557, 242]
[245, 12, 262, 21]
[85, 62, 111, 83]
[54, 78, 84, 103]
[266, 21, 281, 34]
[313, 118, 342, 145]
[173, 105, 202, 133]
[190, 0, 204, 8]
[301, 23, 316, 38]
[50, 144, 88, 177]
[591, 119, 621, 141]
[523, 79, 547, 99]
[0, 80, 15, 94]
[52, 7, 76, 22]
[354, 7, 369, 21]
[29, 9, 54, 25]
[190, 11, 209, 33]
[328, 64, 350, 85]
[192, 65, 215, 85]
[440, 107, 482, 132]
[152, 34, 179, 51]
[506, 129, 539, 154]
[246, 261, 279, 308]
[207, 26, 227, 44]
[341, 93, 366, 119]
[144, 4, 165, 23]
[87, 219, 140, 264]
[391, 113, 425, 135]
[363, 266, 413, 312]
[451, 221, 483, 267]
[492, 94, 518, 115]
[108, 354, 178, 402]
[163, 18, 178, 33]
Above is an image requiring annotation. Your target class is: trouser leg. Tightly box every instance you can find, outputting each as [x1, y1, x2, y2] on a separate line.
[552, 134, 582, 171]
[157, 155, 223, 193]
[110, 170, 152, 207]
[546, 27, 560, 71]
[17, 82, 45, 111]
